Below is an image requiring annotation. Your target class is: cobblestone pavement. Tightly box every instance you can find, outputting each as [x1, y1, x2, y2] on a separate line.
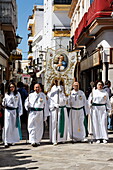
[0, 129, 113, 170]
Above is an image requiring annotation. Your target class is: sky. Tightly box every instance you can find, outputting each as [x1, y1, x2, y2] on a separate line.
[16, 0, 43, 60]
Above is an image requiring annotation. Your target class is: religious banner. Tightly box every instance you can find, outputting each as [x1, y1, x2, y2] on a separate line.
[44, 48, 76, 95]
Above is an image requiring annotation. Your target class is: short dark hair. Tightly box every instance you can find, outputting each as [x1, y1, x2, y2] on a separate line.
[105, 80, 111, 85]
[17, 81, 23, 88]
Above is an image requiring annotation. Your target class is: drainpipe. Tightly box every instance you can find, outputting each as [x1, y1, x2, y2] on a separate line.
[104, 62, 108, 81]
[102, 49, 109, 82]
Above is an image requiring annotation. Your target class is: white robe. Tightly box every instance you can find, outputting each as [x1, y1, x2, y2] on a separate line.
[67, 90, 88, 141]
[25, 91, 49, 144]
[48, 85, 69, 144]
[88, 89, 111, 140]
[2, 92, 23, 145]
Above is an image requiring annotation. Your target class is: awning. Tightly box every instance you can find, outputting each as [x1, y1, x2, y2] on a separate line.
[36, 68, 45, 78]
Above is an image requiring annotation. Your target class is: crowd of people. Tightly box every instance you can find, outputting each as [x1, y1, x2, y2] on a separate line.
[0, 79, 113, 147]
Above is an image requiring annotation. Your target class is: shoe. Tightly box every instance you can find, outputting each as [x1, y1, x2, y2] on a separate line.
[96, 140, 100, 144]
[73, 139, 77, 143]
[4, 144, 9, 148]
[103, 139, 107, 144]
[81, 138, 88, 142]
[31, 143, 38, 147]
[37, 142, 40, 146]
[53, 142, 57, 146]
[8, 143, 13, 146]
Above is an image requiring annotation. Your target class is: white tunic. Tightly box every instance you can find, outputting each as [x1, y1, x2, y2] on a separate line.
[25, 91, 49, 144]
[67, 89, 88, 141]
[48, 85, 69, 144]
[88, 89, 111, 140]
[2, 92, 23, 145]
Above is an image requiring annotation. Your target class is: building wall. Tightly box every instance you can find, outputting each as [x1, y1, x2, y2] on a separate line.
[0, 31, 5, 46]
[53, 11, 70, 27]
[70, 0, 91, 38]
[0, 0, 17, 83]
[44, 0, 71, 50]
[69, 0, 113, 93]
[34, 6, 44, 35]
[43, 0, 53, 49]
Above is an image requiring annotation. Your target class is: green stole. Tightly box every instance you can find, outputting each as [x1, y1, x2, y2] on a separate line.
[59, 106, 66, 138]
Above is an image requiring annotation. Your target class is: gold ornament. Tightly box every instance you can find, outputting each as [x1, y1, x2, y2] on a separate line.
[79, 95, 82, 100]
[104, 96, 107, 100]
[40, 98, 43, 102]
[78, 128, 81, 132]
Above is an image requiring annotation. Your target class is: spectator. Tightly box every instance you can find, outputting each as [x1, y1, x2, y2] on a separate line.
[104, 80, 112, 130]
[104, 80, 112, 98]
[17, 81, 28, 124]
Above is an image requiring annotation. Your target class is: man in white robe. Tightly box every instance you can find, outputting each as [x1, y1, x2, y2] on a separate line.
[2, 83, 23, 147]
[25, 83, 49, 147]
[48, 82, 68, 145]
[67, 82, 88, 142]
[88, 81, 111, 144]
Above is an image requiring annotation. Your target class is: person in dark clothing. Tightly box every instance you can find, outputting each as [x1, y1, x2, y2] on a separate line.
[17, 82, 28, 124]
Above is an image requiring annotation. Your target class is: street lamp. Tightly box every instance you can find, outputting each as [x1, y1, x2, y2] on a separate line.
[16, 35, 23, 45]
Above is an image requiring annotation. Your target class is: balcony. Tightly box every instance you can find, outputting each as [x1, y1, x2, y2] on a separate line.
[53, 25, 70, 31]
[28, 52, 33, 60]
[28, 33, 33, 43]
[27, 18, 34, 30]
[53, 25, 70, 37]
[74, 0, 113, 45]
[53, 0, 71, 11]
[0, 0, 17, 31]
[53, 0, 72, 4]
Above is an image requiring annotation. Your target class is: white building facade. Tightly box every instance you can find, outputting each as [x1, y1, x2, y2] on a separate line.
[69, 0, 113, 93]
[27, 5, 44, 83]
[27, 1, 72, 84]
[43, 0, 71, 51]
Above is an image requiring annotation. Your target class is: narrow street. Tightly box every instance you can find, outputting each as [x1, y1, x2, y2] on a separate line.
[0, 0, 113, 170]
[0, 128, 113, 170]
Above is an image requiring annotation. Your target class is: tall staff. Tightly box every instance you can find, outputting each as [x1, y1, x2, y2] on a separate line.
[2, 80, 7, 143]
[70, 95, 74, 143]
[56, 80, 60, 145]
[26, 82, 31, 144]
[89, 81, 94, 144]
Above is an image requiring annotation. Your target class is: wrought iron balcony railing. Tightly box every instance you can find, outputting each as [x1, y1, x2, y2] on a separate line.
[53, 0, 72, 5]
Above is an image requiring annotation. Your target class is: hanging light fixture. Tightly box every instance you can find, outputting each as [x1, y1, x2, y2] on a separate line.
[16, 35, 23, 44]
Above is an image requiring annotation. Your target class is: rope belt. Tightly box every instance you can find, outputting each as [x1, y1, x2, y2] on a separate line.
[59, 105, 66, 138]
[5, 106, 22, 140]
[92, 103, 106, 106]
[29, 107, 44, 111]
